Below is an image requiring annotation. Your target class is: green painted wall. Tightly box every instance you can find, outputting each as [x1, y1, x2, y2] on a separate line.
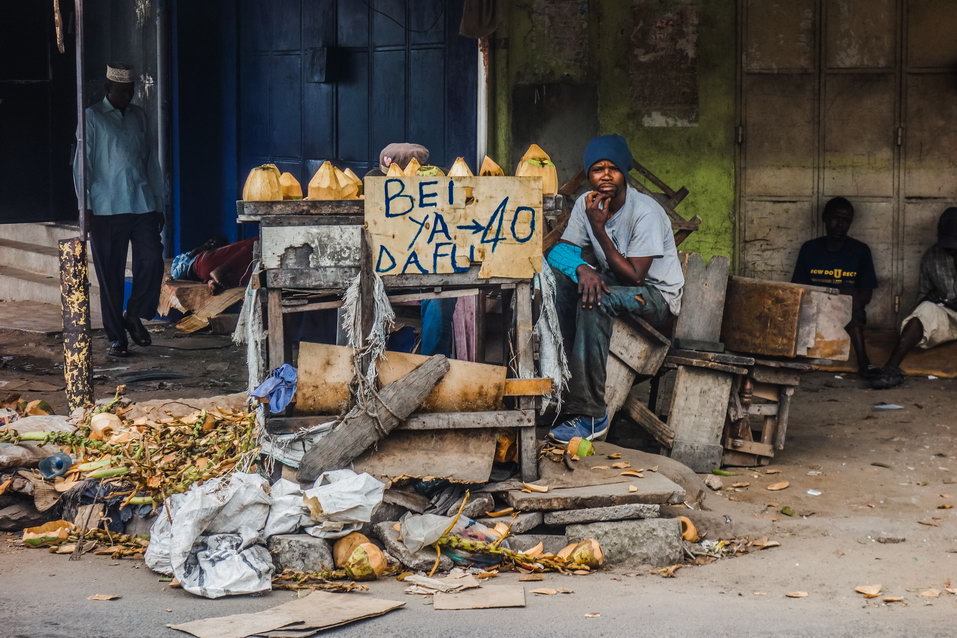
[489, 0, 736, 260]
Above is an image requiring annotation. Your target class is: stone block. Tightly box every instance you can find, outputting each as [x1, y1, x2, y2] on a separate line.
[565, 519, 682, 568]
[267, 534, 335, 573]
[383, 488, 429, 514]
[507, 534, 569, 556]
[372, 522, 453, 572]
[476, 511, 543, 534]
[543, 503, 659, 526]
[506, 473, 685, 512]
[449, 493, 495, 519]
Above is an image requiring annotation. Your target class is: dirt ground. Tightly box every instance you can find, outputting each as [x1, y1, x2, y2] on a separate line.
[1, 323, 955, 636]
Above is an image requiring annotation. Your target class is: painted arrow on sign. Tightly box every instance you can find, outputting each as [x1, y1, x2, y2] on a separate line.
[456, 219, 485, 235]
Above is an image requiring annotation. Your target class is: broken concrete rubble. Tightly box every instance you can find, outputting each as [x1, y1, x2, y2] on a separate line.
[476, 511, 543, 534]
[372, 521, 454, 572]
[507, 534, 569, 556]
[267, 534, 334, 573]
[565, 519, 683, 568]
[543, 503, 660, 526]
[506, 472, 686, 511]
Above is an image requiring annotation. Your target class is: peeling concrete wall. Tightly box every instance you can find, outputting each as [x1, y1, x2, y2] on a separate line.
[490, 0, 735, 260]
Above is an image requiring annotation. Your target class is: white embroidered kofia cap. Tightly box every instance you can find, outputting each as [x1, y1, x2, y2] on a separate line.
[106, 63, 133, 83]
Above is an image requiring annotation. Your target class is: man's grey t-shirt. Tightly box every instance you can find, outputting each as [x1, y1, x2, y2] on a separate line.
[560, 186, 684, 315]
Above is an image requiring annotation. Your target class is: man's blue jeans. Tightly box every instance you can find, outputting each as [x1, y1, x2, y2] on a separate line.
[420, 298, 457, 357]
[554, 270, 670, 417]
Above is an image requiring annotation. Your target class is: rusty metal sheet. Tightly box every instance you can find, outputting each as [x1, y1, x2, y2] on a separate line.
[904, 74, 957, 198]
[907, 0, 957, 68]
[743, 75, 816, 196]
[744, 0, 816, 72]
[823, 74, 895, 197]
[740, 199, 814, 282]
[825, 0, 896, 69]
[721, 277, 805, 358]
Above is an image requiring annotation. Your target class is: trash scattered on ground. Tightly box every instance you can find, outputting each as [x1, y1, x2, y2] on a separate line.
[806, 489, 822, 496]
[433, 585, 526, 610]
[786, 591, 808, 598]
[854, 584, 882, 598]
[873, 403, 904, 411]
[767, 481, 790, 491]
[87, 594, 121, 601]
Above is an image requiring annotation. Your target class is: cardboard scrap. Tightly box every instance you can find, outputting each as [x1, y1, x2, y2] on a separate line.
[433, 586, 526, 610]
[168, 591, 404, 638]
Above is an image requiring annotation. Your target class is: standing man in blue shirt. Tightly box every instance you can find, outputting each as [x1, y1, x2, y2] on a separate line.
[73, 64, 164, 357]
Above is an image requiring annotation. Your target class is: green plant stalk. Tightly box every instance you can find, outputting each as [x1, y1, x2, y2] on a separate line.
[87, 467, 129, 479]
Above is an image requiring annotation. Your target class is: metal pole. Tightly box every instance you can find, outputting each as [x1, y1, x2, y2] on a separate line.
[61, 0, 94, 411]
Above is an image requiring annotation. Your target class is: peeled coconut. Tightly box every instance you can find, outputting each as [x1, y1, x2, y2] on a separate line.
[515, 144, 558, 195]
[556, 542, 578, 561]
[448, 157, 474, 178]
[402, 157, 422, 176]
[417, 165, 445, 177]
[343, 168, 363, 196]
[278, 172, 303, 200]
[569, 538, 604, 568]
[343, 542, 388, 581]
[386, 162, 404, 177]
[676, 515, 699, 542]
[308, 161, 341, 200]
[89, 412, 122, 441]
[334, 166, 359, 200]
[479, 155, 505, 176]
[242, 164, 283, 201]
[333, 532, 372, 568]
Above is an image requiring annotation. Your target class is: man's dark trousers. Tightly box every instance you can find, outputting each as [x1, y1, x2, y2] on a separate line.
[553, 270, 670, 418]
[89, 212, 164, 346]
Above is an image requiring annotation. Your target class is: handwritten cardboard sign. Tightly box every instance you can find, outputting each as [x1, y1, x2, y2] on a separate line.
[364, 176, 543, 279]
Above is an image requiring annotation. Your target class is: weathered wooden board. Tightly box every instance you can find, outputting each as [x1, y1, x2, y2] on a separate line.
[804, 290, 851, 360]
[721, 277, 805, 357]
[353, 429, 497, 483]
[365, 176, 543, 279]
[608, 317, 670, 376]
[236, 199, 363, 222]
[295, 342, 507, 414]
[667, 365, 733, 472]
[260, 224, 362, 270]
[674, 253, 730, 344]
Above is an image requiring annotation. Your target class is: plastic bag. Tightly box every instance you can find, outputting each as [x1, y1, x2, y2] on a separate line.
[400, 513, 506, 567]
[262, 478, 307, 538]
[302, 469, 385, 539]
[160, 473, 273, 598]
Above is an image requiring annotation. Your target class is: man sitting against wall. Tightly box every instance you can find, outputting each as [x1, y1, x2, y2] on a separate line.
[545, 135, 684, 443]
[871, 207, 957, 389]
[791, 197, 879, 377]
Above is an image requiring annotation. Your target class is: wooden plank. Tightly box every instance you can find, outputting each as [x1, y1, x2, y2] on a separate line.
[668, 349, 754, 367]
[267, 410, 536, 434]
[672, 337, 724, 353]
[365, 176, 543, 280]
[267, 288, 285, 370]
[721, 276, 805, 357]
[603, 354, 637, 424]
[237, 199, 363, 219]
[502, 378, 553, 397]
[354, 429, 497, 483]
[266, 266, 520, 290]
[623, 387, 675, 448]
[750, 365, 802, 386]
[751, 381, 780, 402]
[281, 288, 480, 315]
[748, 403, 779, 416]
[666, 366, 734, 472]
[663, 355, 748, 376]
[674, 253, 730, 343]
[260, 224, 362, 270]
[726, 438, 774, 458]
[297, 355, 450, 483]
[513, 281, 538, 481]
[608, 317, 670, 376]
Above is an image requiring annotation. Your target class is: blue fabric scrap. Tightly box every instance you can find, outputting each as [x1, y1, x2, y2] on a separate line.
[251, 363, 298, 414]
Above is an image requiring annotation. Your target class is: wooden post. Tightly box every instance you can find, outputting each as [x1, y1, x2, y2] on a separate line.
[267, 288, 285, 370]
[514, 281, 538, 481]
[775, 386, 794, 450]
[59, 239, 93, 411]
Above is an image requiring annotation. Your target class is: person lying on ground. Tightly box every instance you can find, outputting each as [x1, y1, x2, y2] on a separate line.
[871, 207, 957, 390]
[791, 197, 878, 377]
[544, 134, 684, 444]
[169, 236, 256, 295]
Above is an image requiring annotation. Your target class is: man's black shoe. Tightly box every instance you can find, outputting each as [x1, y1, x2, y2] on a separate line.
[108, 341, 129, 357]
[123, 312, 151, 347]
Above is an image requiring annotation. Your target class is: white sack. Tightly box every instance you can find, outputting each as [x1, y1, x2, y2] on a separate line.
[302, 469, 385, 539]
[262, 478, 307, 538]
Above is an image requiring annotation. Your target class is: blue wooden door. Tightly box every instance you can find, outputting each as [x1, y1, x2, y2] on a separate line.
[238, 0, 477, 187]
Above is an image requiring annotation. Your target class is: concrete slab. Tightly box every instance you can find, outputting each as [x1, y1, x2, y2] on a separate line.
[0, 300, 102, 333]
[266, 534, 334, 572]
[543, 503, 660, 525]
[565, 519, 683, 567]
[476, 511, 543, 534]
[506, 472, 685, 512]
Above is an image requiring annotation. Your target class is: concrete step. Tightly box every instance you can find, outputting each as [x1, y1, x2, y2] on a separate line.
[0, 264, 97, 306]
[0, 237, 132, 280]
[2, 222, 83, 246]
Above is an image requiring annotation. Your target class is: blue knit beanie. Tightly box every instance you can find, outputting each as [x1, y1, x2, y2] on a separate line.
[583, 134, 633, 174]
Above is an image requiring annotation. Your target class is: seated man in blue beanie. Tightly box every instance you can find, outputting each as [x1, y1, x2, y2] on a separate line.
[546, 135, 684, 443]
